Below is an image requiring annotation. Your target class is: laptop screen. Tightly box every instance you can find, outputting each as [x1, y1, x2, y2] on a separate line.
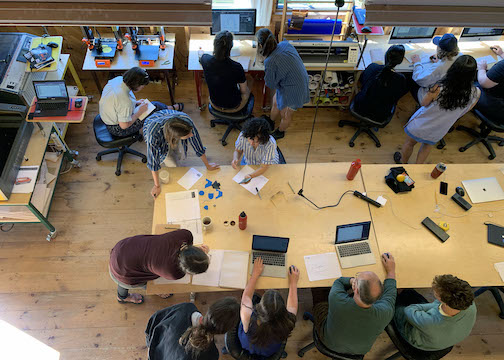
[335, 221, 371, 244]
[33, 81, 68, 101]
[252, 235, 289, 253]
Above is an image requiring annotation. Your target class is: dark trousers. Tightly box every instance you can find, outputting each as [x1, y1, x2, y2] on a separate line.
[396, 289, 429, 308]
[117, 285, 129, 300]
[476, 89, 504, 122]
[311, 287, 331, 334]
[407, 74, 420, 104]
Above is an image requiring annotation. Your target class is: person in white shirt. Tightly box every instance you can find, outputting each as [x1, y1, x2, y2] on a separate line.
[99, 67, 183, 137]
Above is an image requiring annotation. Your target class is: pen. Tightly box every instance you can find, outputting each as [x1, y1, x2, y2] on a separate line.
[256, 187, 262, 200]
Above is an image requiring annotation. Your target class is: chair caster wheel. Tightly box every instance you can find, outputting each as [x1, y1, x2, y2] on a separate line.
[96, 155, 102, 161]
[436, 144, 445, 150]
[221, 140, 227, 146]
[349, 142, 355, 147]
[198, 104, 207, 111]
[210, 122, 216, 128]
[499, 141, 504, 146]
[303, 313, 310, 321]
[142, 158, 147, 163]
[115, 170, 121, 176]
[338, 121, 344, 128]
[46, 230, 57, 241]
[489, 154, 496, 160]
[376, 143, 381, 148]
[281, 351, 287, 358]
[459, 147, 466, 152]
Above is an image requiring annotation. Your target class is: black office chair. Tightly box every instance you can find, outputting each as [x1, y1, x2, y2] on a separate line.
[298, 312, 364, 360]
[209, 94, 255, 146]
[277, 147, 286, 164]
[457, 109, 504, 160]
[93, 115, 147, 176]
[224, 323, 287, 360]
[384, 322, 453, 360]
[474, 287, 504, 319]
[338, 101, 395, 148]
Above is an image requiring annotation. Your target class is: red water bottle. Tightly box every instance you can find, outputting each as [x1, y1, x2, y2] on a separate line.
[346, 159, 361, 180]
[239, 211, 247, 230]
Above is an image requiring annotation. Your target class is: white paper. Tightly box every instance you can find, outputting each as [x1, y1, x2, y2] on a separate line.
[376, 196, 387, 206]
[192, 250, 225, 287]
[405, 49, 426, 63]
[135, 99, 156, 121]
[177, 168, 203, 190]
[232, 56, 250, 71]
[178, 219, 203, 245]
[477, 55, 497, 65]
[304, 253, 342, 282]
[232, 165, 269, 195]
[12, 166, 39, 194]
[370, 49, 384, 64]
[494, 262, 504, 283]
[153, 273, 191, 285]
[165, 190, 201, 223]
[230, 47, 241, 57]
[219, 251, 249, 289]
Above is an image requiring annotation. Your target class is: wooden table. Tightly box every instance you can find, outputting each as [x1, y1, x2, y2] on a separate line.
[361, 164, 504, 288]
[26, 96, 88, 124]
[147, 163, 385, 294]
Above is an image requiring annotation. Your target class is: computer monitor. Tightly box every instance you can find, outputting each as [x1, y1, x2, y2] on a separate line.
[459, 28, 504, 42]
[388, 27, 437, 44]
[211, 9, 256, 36]
[33, 80, 68, 101]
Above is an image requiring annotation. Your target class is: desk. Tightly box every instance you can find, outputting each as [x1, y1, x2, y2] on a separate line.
[82, 34, 176, 104]
[26, 96, 88, 124]
[147, 163, 384, 294]
[362, 164, 504, 288]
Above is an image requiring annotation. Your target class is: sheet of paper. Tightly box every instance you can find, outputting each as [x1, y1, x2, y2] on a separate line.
[219, 251, 249, 289]
[376, 195, 387, 206]
[232, 165, 269, 195]
[494, 262, 504, 283]
[370, 49, 384, 64]
[12, 166, 39, 194]
[177, 168, 203, 190]
[153, 273, 191, 285]
[304, 253, 342, 282]
[232, 56, 250, 72]
[230, 47, 241, 57]
[178, 219, 203, 245]
[477, 55, 497, 65]
[221, 14, 240, 33]
[192, 250, 225, 287]
[165, 190, 201, 223]
[135, 99, 156, 121]
[405, 49, 426, 63]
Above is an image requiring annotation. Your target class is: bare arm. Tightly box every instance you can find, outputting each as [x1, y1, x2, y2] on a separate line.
[468, 88, 481, 112]
[241, 258, 263, 332]
[232, 149, 244, 169]
[150, 170, 161, 198]
[237, 82, 251, 108]
[119, 101, 148, 129]
[199, 154, 220, 171]
[247, 164, 270, 179]
[478, 61, 499, 89]
[286, 265, 300, 315]
[420, 85, 440, 107]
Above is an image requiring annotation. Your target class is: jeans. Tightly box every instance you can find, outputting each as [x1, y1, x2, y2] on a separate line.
[109, 266, 146, 300]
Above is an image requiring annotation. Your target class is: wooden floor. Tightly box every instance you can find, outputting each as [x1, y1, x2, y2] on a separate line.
[1, 72, 503, 360]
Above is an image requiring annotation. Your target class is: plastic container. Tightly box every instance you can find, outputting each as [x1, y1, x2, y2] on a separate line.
[431, 163, 446, 179]
[239, 211, 247, 230]
[346, 159, 362, 181]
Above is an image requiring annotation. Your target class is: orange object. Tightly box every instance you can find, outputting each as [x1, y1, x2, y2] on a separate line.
[139, 60, 155, 67]
[82, 38, 94, 50]
[117, 39, 124, 51]
[95, 59, 111, 67]
[160, 35, 166, 50]
[346, 159, 361, 181]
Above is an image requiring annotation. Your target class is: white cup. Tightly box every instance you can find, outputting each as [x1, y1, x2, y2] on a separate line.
[159, 170, 170, 184]
[202, 216, 212, 231]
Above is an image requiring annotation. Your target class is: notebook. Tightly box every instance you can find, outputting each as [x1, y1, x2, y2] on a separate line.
[192, 250, 249, 289]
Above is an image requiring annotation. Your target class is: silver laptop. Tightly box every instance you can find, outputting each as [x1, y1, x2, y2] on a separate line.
[334, 221, 376, 269]
[250, 235, 289, 278]
[462, 177, 504, 204]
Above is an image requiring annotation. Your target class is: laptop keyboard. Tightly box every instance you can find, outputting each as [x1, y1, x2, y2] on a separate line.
[252, 252, 285, 267]
[337, 242, 372, 258]
[36, 102, 67, 111]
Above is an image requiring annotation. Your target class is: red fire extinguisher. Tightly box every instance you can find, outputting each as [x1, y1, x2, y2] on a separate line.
[346, 159, 361, 181]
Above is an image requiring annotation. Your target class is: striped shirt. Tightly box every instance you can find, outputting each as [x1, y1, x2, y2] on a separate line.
[264, 41, 310, 110]
[143, 110, 206, 172]
[235, 132, 279, 165]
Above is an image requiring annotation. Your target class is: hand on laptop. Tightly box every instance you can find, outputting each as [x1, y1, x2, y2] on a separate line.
[288, 265, 300, 285]
[381, 252, 396, 279]
[252, 257, 264, 278]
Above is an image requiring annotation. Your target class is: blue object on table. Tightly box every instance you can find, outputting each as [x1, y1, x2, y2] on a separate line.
[205, 179, 213, 188]
[208, 193, 214, 200]
[287, 19, 342, 35]
[354, 7, 366, 25]
[204, 205, 209, 210]
[199, 191, 204, 196]
[216, 190, 223, 199]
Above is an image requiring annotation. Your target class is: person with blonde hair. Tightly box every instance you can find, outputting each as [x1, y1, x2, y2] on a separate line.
[143, 110, 220, 198]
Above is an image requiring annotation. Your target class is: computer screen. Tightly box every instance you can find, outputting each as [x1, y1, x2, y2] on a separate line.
[335, 221, 370, 244]
[211, 9, 256, 36]
[460, 28, 504, 42]
[389, 27, 437, 44]
[252, 235, 289, 253]
[33, 81, 68, 100]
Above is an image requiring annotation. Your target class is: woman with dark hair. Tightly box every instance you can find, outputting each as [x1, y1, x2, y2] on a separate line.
[256, 28, 310, 139]
[353, 45, 408, 121]
[238, 258, 300, 357]
[146, 297, 240, 359]
[395, 55, 480, 164]
[232, 117, 279, 180]
[199, 30, 250, 112]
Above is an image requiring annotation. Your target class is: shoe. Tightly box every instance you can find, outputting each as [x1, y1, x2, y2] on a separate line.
[271, 128, 285, 140]
[261, 115, 275, 131]
[393, 151, 402, 164]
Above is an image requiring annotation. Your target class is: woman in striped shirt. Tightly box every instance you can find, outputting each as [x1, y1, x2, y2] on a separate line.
[143, 110, 220, 198]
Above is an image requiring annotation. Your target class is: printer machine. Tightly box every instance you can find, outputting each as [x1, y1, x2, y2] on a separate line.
[289, 40, 359, 67]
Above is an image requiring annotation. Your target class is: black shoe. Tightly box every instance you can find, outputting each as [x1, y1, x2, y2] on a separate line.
[393, 151, 402, 164]
[261, 115, 275, 131]
[271, 128, 285, 140]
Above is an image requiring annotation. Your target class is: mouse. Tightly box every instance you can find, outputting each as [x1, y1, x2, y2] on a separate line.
[361, 26, 372, 33]
[456, 186, 465, 197]
[75, 98, 83, 108]
[46, 42, 59, 48]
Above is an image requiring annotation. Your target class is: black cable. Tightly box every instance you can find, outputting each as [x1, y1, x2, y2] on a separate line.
[0, 223, 14, 232]
[299, 190, 354, 210]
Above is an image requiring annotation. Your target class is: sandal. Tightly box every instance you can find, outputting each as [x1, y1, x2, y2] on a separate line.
[117, 293, 144, 304]
[158, 293, 174, 299]
[393, 151, 402, 164]
[173, 103, 184, 112]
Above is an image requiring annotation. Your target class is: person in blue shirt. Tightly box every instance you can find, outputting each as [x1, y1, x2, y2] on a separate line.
[256, 28, 310, 140]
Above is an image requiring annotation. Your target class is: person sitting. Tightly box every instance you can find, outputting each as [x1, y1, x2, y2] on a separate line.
[200, 30, 250, 113]
[108, 229, 209, 304]
[393, 274, 477, 351]
[475, 45, 504, 121]
[232, 117, 279, 181]
[143, 110, 220, 198]
[146, 297, 240, 360]
[99, 67, 183, 137]
[353, 45, 408, 121]
[411, 33, 459, 104]
[310, 253, 396, 355]
[238, 258, 299, 358]
[395, 55, 480, 164]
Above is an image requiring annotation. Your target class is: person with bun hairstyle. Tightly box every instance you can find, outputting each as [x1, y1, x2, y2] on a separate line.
[353, 45, 408, 121]
[256, 28, 310, 140]
[146, 297, 240, 359]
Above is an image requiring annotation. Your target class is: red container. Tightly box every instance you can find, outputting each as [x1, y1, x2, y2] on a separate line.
[239, 211, 247, 230]
[431, 162, 446, 179]
[346, 159, 361, 180]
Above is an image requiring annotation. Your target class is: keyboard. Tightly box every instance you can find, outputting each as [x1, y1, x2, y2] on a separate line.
[337, 242, 371, 258]
[252, 252, 285, 267]
[36, 102, 67, 111]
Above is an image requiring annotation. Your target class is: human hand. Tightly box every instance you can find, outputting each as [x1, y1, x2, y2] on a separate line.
[478, 60, 488, 71]
[206, 163, 220, 171]
[288, 265, 300, 285]
[138, 102, 149, 114]
[239, 175, 252, 184]
[411, 54, 421, 63]
[151, 185, 161, 199]
[491, 45, 503, 57]
[430, 55, 439, 63]
[381, 252, 396, 276]
[200, 244, 210, 254]
[231, 159, 239, 169]
[252, 257, 264, 278]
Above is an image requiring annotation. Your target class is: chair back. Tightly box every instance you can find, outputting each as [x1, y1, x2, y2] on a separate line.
[349, 101, 395, 128]
[474, 109, 504, 132]
[93, 114, 139, 148]
[208, 94, 255, 121]
[312, 327, 364, 360]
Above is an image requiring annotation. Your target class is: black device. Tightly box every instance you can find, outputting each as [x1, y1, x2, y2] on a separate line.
[455, 186, 465, 197]
[422, 217, 449, 242]
[486, 223, 504, 247]
[211, 9, 256, 36]
[361, 26, 372, 33]
[46, 41, 58, 48]
[75, 98, 83, 108]
[335, 221, 371, 244]
[440, 181, 448, 195]
[451, 192, 472, 211]
[252, 235, 289, 253]
[32, 80, 69, 117]
[353, 190, 382, 208]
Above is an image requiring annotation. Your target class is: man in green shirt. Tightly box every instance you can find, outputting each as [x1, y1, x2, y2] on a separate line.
[311, 252, 397, 355]
[393, 274, 477, 351]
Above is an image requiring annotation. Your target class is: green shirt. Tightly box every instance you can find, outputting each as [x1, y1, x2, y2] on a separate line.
[321, 277, 397, 355]
[394, 300, 477, 351]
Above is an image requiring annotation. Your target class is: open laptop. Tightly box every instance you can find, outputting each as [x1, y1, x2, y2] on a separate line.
[334, 221, 376, 269]
[33, 80, 69, 117]
[250, 235, 289, 278]
[462, 177, 504, 204]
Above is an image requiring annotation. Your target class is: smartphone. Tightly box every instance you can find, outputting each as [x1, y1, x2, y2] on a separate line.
[440, 181, 448, 195]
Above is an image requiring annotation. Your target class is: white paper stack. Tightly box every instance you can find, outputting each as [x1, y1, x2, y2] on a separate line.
[165, 190, 201, 223]
[304, 253, 342, 282]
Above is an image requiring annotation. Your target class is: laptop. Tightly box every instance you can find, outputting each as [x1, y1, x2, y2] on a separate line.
[334, 221, 376, 269]
[250, 235, 289, 278]
[462, 177, 504, 204]
[33, 80, 69, 117]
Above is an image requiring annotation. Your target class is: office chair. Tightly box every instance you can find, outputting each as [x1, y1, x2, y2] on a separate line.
[93, 115, 146, 176]
[338, 101, 395, 148]
[298, 312, 364, 360]
[209, 94, 255, 146]
[474, 287, 504, 319]
[277, 147, 286, 164]
[457, 109, 504, 160]
[384, 322, 453, 360]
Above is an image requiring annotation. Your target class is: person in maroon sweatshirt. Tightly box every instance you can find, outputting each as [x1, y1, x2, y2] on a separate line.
[109, 229, 209, 304]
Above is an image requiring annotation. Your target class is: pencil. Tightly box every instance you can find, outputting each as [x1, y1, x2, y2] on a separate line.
[256, 187, 262, 200]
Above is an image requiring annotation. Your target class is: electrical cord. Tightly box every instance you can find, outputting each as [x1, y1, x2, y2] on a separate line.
[0, 223, 14, 232]
[301, 190, 354, 210]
